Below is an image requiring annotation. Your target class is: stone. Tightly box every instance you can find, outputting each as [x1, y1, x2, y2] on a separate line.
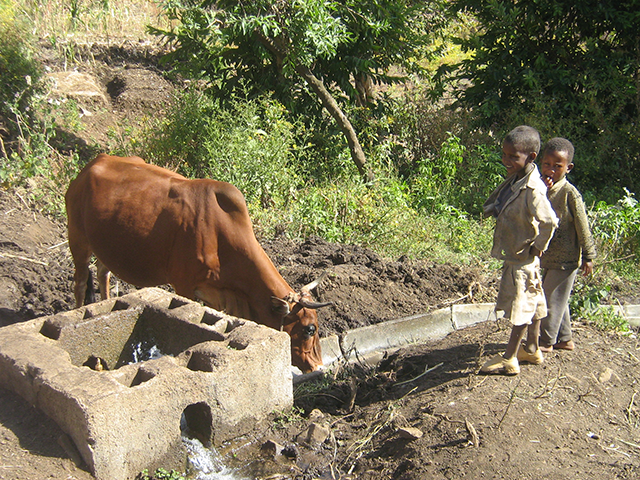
[308, 408, 325, 422]
[261, 439, 285, 457]
[297, 422, 331, 447]
[397, 426, 424, 441]
[598, 367, 614, 383]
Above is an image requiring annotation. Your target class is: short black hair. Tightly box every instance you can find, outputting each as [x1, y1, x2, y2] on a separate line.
[541, 137, 575, 163]
[504, 125, 541, 156]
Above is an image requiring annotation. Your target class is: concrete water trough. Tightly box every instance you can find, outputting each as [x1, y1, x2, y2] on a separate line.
[0, 288, 293, 480]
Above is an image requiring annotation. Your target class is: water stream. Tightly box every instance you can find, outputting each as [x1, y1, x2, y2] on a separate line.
[183, 437, 247, 480]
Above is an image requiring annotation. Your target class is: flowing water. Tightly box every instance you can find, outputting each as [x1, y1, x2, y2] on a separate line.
[183, 437, 247, 480]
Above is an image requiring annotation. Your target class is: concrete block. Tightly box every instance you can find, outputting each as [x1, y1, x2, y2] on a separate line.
[341, 308, 453, 358]
[623, 304, 640, 327]
[452, 303, 497, 330]
[320, 334, 342, 366]
[0, 288, 293, 480]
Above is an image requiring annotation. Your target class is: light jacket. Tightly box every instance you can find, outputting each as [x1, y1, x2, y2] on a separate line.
[484, 164, 558, 262]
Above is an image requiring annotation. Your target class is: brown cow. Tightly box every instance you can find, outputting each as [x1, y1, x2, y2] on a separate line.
[65, 154, 330, 372]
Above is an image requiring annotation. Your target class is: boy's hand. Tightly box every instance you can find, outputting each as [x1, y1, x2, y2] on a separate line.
[581, 261, 594, 276]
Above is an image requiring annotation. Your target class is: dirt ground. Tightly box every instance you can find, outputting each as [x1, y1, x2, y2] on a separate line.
[1, 41, 640, 480]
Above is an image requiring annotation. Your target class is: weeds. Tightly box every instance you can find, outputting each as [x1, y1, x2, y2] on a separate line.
[137, 468, 185, 480]
[272, 406, 306, 430]
[570, 282, 631, 334]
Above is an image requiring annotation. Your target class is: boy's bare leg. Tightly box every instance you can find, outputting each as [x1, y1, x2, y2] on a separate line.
[504, 324, 528, 359]
[523, 319, 541, 354]
[481, 323, 527, 374]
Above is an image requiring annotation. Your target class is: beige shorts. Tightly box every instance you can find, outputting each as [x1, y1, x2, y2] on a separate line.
[495, 256, 547, 326]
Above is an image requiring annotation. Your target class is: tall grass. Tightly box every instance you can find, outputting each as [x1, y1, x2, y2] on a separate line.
[20, 0, 167, 43]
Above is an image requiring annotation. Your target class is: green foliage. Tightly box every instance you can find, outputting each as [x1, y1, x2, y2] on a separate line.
[137, 468, 185, 480]
[138, 89, 300, 208]
[570, 282, 630, 334]
[0, 6, 83, 216]
[153, 0, 443, 103]
[252, 174, 493, 264]
[151, 0, 448, 179]
[272, 406, 305, 430]
[0, 0, 43, 133]
[441, 0, 640, 199]
[412, 132, 464, 213]
[589, 189, 640, 262]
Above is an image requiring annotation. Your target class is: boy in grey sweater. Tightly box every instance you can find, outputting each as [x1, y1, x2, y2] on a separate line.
[539, 138, 597, 352]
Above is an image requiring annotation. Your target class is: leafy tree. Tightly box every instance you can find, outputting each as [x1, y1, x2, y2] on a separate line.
[151, 0, 445, 182]
[441, 0, 640, 198]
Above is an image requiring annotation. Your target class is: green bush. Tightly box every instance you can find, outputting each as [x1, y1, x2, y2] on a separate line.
[569, 282, 630, 334]
[0, 2, 83, 215]
[0, 0, 43, 136]
[138, 90, 300, 208]
[589, 189, 640, 260]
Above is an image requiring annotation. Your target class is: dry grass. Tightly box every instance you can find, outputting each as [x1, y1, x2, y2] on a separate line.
[19, 0, 169, 43]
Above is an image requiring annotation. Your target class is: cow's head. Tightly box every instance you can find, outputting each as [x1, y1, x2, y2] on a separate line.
[271, 275, 332, 373]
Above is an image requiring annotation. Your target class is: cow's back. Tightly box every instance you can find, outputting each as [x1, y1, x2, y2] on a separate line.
[65, 154, 244, 289]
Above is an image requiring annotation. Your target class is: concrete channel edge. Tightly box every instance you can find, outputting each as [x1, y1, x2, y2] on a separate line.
[319, 302, 640, 368]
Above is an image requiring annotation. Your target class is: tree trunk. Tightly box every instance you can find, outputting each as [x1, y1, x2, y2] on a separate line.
[253, 31, 374, 183]
[295, 65, 374, 183]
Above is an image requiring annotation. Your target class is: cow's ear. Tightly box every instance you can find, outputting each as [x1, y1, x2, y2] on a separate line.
[271, 296, 290, 316]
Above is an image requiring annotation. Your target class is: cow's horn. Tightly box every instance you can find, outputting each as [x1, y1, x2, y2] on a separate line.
[301, 271, 329, 293]
[297, 299, 333, 309]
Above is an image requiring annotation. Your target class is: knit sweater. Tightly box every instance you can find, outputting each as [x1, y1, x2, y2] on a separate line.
[541, 177, 597, 270]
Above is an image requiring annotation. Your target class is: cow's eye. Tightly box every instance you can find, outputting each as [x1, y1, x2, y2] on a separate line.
[302, 324, 316, 337]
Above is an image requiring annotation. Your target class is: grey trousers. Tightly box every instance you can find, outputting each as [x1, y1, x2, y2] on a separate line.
[540, 268, 579, 347]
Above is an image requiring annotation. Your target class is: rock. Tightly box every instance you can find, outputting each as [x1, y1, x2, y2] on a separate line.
[297, 422, 331, 447]
[46, 71, 109, 108]
[598, 367, 614, 383]
[261, 439, 285, 457]
[397, 426, 423, 441]
[308, 408, 325, 422]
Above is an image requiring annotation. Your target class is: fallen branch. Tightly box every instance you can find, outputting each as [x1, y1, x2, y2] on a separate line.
[603, 445, 631, 458]
[597, 254, 636, 267]
[0, 252, 48, 266]
[48, 240, 68, 249]
[395, 362, 443, 387]
[465, 418, 480, 447]
[441, 293, 470, 306]
[626, 391, 638, 428]
[534, 365, 563, 399]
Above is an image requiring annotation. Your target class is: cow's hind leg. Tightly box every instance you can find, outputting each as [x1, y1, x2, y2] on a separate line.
[96, 259, 111, 301]
[69, 238, 93, 308]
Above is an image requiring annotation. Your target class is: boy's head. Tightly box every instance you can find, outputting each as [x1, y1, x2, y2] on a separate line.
[540, 137, 574, 188]
[502, 125, 540, 178]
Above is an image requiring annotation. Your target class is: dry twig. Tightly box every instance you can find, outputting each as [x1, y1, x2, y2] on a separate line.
[626, 391, 638, 428]
[534, 365, 564, 399]
[394, 362, 443, 387]
[497, 379, 521, 429]
[0, 252, 48, 266]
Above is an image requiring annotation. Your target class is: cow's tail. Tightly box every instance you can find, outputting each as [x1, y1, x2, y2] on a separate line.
[83, 269, 96, 305]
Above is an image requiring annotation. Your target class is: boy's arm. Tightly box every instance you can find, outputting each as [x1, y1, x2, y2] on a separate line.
[530, 188, 558, 253]
[530, 189, 558, 255]
[569, 189, 597, 274]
